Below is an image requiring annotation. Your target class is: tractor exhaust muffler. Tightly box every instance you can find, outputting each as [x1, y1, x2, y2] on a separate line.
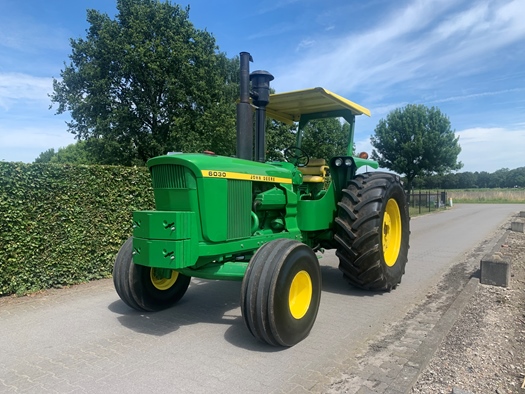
[236, 52, 253, 160]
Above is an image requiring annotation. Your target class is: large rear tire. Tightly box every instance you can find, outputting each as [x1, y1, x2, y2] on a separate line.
[241, 239, 322, 347]
[113, 237, 191, 311]
[335, 172, 409, 291]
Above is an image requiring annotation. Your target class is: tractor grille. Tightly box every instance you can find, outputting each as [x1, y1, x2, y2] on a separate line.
[151, 165, 187, 189]
[227, 180, 251, 239]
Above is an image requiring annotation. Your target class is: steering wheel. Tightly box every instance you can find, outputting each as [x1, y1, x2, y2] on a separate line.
[283, 146, 310, 167]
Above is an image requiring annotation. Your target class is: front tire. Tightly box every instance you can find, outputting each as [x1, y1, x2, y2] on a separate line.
[335, 172, 409, 291]
[241, 239, 322, 347]
[113, 237, 191, 311]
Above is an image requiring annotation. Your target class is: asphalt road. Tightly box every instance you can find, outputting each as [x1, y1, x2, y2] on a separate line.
[0, 204, 520, 394]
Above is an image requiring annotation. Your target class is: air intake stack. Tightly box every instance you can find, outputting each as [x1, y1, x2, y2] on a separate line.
[250, 70, 274, 162]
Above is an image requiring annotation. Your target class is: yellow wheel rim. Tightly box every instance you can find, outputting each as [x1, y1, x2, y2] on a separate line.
[150, 269, 178, 290]
[383, 198, 402, 267]
[288, 270, 312, 319]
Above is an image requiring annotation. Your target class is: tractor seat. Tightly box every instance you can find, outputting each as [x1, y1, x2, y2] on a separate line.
[298, 159, 328, 183]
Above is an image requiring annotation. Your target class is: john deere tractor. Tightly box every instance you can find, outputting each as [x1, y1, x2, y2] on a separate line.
[113, 52, 410, 347]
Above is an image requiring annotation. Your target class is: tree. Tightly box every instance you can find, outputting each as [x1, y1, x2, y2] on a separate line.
[490, 168, 509, 188]
[34, 142, 94, 164]
[50, 0, 237, 166]
[475, 171, 490, 188]
[301, 118, 350, 162]
[266, 120, 296, 161]
[34, 148, 56, 163]
[265, 117, 350, 163]
[457, 172, 477, 189]
[441, 173, 459, 189]
[509, 167, 525, 187]
[370, 104, 462, 191]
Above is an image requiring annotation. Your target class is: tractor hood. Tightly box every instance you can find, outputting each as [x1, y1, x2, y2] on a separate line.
[147, 153, 293, 184]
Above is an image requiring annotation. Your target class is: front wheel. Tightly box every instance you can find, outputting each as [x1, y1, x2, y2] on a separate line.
[241, 239, 322, 347]
[113, 237, 191, 311]
[335, 172, 410, 291]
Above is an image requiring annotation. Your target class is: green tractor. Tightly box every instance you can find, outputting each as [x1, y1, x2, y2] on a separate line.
[113, 52, 410, 347]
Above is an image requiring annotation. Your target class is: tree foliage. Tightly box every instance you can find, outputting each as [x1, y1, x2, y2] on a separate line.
[34, 141, 94, 164]
[370, 104, 462, 191]
[50, 0, 238, 165]
[417, 167, 525, 189]
[301, 118, 350, 162]
[266, 120, 296, 161]
[34, 148, 57, 164]
[265, 117, 351, 163]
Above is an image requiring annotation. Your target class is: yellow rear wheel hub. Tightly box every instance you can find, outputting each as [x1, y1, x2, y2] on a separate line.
[288, 270, 312, 319]
[383, 198, 402, 267]
[150, 269, 179, 290]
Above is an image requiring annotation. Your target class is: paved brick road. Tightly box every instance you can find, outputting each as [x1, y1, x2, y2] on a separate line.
[0, 204, 519, 393]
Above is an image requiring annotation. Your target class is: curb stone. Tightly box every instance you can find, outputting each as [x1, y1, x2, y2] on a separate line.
[451, 387, 474, 394]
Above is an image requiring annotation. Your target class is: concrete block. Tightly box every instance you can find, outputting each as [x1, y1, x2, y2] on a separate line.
[511, 221, 524, 232]
[519, 211, 525, 217]
[452, 387, 474, 394]
[480, 255, 511, 287]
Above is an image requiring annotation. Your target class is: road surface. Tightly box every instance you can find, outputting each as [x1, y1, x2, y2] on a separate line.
[0, 204, 520, 393]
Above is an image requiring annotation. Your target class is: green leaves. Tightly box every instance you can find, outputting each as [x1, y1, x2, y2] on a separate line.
[34, 141, 94, 164]
[371, 104, 462, 191]
[50, 0, 238, 166]
[0, 162, 154, 296]
[301, 118, 350, 161]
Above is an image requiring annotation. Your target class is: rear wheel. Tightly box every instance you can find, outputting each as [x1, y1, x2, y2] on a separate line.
[241, 239, 321, 347]
[113, 237, 191, 311]
[335, 172, 409, 291]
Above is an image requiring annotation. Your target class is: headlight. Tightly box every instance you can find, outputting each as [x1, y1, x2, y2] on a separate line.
[344, 158, 353, 166]
[335, 158, 343, 166]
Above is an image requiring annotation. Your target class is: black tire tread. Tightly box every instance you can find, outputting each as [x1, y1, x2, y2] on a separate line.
[241, 239, 321, 347]
[113, 238, 144, 311]
[112, 237, 190, 311]
[335, 172, 410, 291]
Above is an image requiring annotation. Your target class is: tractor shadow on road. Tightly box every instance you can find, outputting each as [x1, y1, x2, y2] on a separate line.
[107, 265, 386, 352]
[319, 265, 388, 297]
[108, 278, 281, 351]
[108, 279, 243, 335]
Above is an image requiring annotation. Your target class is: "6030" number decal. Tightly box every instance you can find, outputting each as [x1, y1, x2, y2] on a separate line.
[208, 171, 227, 178]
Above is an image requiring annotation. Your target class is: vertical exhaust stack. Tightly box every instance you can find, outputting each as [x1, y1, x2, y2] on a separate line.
[250, 70, 274, 163]
[236, 52, 253, 160]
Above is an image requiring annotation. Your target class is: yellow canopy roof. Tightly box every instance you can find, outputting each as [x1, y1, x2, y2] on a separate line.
[265, 87, 371, 124]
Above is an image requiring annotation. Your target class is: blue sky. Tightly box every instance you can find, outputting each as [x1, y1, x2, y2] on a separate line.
[0, 0, 524, 173]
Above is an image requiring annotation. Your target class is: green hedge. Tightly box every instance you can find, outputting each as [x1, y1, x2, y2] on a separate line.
[0, 162, 154, 296]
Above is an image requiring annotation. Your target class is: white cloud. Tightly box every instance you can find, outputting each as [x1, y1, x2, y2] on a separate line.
[353, 126, 525, 174]
[0, 72, 53, 110]
[0, 125, 71, 149]
[449, 126, 525, 172]
[0, 123, 75, 163]
[430, 88, 525, 104]
[371, 102, 408, 117]
[272, 0, 525, 97]
[267, 0, 525, 175]
[0, 14, 70, 53]
[255, 0, 301, 15]
[296, 39, 315, 51]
